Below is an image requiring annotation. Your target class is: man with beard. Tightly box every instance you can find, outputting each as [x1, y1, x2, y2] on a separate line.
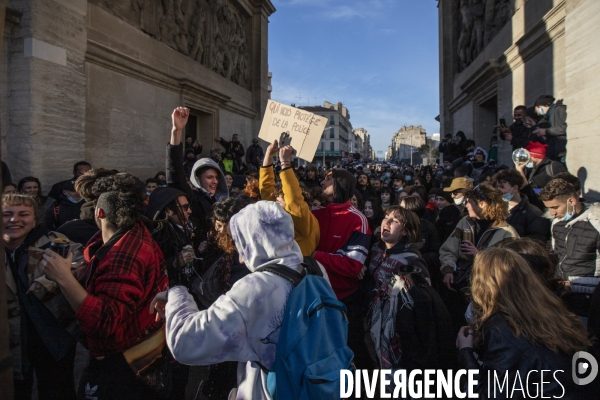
[356, 172, 376, 202]
[498, 105, 534, 151]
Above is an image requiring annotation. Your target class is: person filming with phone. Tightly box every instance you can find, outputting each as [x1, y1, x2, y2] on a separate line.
[497, 105, 537, 151]
[439, 184, 519, 334]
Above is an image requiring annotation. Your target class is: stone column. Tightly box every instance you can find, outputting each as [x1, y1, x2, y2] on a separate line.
[564, 0, 600, 199]
[6, 0, 87, 192]
[250, 0, 275, 136]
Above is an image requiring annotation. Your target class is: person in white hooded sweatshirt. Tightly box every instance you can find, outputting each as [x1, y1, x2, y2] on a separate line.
[152, 201, 309, 399]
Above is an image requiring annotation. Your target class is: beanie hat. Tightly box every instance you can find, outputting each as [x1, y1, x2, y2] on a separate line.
[146, 187, 187, 220]
[526, 141, 548, 159]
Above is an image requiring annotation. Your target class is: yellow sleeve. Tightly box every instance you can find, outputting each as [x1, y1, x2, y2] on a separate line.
[259, 165, 276, 201]
[280, 168, 320, 256]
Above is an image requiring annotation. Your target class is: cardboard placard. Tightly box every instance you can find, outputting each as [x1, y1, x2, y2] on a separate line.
[258, 100, 328, 162]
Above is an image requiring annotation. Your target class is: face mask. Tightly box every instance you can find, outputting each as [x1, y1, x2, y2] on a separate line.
[502, 190, 514, 203]
[395, 187, 403, 193]
[454, 197, 465, 206]
[562, 201, 575, 222]
[65, 193, 84, 204]
[539, 107, 546, 116]
[158, 179, 167, 186]
[445, 166, 451, 170]
[146, 191, 152, 197]
[405, 176, 412, 182]
[526, 162, 534, 169]
[492, 143, 498, 147]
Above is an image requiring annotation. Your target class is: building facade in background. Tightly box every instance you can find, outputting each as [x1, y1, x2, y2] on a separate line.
[1, 0, 275, 190]
[438, 0, 600, 198]
[353, 127, 373, 163]
[389, 125, 427, 164]
[299, 101, 353, 167]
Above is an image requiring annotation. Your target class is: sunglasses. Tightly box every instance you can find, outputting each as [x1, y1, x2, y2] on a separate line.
[178, 203, 191, 211]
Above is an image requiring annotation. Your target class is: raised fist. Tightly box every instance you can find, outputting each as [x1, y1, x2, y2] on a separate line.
[172, 107, 190, 131]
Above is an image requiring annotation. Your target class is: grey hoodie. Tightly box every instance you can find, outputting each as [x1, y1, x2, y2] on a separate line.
[189, 158, 229, 201]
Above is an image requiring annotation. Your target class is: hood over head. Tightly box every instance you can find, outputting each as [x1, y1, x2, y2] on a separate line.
[229, 201, 303, 272]
[190, 158, 228, 200]
[332, 168, 356, 204]
[146, 187, 187, 220]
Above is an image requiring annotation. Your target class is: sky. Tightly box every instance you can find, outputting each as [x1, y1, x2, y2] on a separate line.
[268, 0, 440, 157]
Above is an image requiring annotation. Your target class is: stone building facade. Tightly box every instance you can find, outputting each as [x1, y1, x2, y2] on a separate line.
[353, 127, 373, 163]
[438, 0, 600, 198]
[299, 101, 353, 167]
[1, 0, 275, 190]
[389, 125, 427, 164]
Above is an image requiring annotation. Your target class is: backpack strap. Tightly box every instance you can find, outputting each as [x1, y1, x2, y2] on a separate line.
[256, 264, 305, 286]
[302, 256, 324, 277]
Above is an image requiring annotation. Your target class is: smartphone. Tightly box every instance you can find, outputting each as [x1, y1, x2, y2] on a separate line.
[499, 118, 507, 126]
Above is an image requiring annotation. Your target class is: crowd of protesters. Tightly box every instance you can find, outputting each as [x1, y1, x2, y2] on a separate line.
[3, 104, 599, 400]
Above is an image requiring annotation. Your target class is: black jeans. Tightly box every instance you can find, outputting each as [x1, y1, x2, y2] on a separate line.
[78, 354, 163, 400]
[342, 288, 375, 370]
[14, 320, 77, 400]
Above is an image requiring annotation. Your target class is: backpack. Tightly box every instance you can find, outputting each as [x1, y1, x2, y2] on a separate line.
[256, 263, 354, 400]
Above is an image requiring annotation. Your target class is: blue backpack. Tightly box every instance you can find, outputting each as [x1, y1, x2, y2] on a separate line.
[257, 263, 354, 399]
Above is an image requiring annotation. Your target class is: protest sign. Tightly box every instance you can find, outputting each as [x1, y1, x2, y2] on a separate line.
[258, 100, 328, 162]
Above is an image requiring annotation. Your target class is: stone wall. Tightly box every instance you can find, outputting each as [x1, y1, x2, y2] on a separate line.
[1, 0, 274, 191]
[4, 0, 87, 189]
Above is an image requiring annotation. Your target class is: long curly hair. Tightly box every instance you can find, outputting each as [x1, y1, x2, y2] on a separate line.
[470, 247, 590, 354]
[465, 183, 508, 224]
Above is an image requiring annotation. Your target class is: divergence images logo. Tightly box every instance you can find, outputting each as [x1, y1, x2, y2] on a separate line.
[572, 351, 598, 386]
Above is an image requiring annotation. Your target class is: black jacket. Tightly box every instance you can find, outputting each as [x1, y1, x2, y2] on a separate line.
[506, 195, 551, 242]
[459, 314, 593, 399]
[6, 226, 78, 367]
[421, 218, 441, 274]
[435, 204, 462, 241]
[527, 157, 568, 189]
[44, 195, 84, 231]
[506, 121, 532, 150]
[219, 138, 245, 165]
[552, 203, 600, 281]
[245, 144, 264, 168]
[55, 201, 100, 246]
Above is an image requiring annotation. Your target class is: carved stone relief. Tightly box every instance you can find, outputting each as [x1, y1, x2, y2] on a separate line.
[130, 0, 250, 88]
[456, 0, 513, 72]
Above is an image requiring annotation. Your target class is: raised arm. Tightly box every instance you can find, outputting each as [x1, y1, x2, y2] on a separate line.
[258, 140, 279, 201]
[167, 107, 193, 196]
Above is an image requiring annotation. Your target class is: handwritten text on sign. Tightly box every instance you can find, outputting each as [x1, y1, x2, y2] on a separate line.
[258, 100, 327, 162]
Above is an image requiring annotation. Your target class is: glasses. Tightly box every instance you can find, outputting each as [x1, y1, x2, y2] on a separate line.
[178, 203, 191, 211]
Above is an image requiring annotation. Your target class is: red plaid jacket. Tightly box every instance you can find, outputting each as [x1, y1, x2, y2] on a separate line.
[75, 222, 168, 357]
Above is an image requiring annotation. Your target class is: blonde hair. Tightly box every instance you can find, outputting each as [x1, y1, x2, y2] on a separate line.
[470, 247, 590, 354]
[2, 193, 42, 224]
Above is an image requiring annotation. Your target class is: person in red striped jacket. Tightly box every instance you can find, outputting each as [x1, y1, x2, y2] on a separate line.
[311, 168, 372, 369]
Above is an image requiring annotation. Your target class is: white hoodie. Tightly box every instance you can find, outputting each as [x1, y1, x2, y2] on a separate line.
[165, 201, 304, 399]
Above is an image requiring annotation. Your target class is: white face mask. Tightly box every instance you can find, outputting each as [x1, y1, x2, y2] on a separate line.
[526, 161, 534, 169]
[454, 197, 465, 206]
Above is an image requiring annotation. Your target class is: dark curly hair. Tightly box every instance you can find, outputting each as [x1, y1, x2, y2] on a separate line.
[92, 173, 146, 229]
[539, 178, 577, 202]
[75, 168, 117, 202]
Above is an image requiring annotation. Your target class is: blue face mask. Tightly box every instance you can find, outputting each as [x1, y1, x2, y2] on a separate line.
[562, 201, 575, 222]
[502, 190, 514, 203]
[395, 187, 403, 193]
[405, 176, 412, 182]
[526, 161, 534, 169]
[539, 107, 546, 116]
[64, 193, 83, 204]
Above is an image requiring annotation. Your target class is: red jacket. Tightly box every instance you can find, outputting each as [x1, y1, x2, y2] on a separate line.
[76, 223, 168, 356]
[312, 201, 372, 300]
